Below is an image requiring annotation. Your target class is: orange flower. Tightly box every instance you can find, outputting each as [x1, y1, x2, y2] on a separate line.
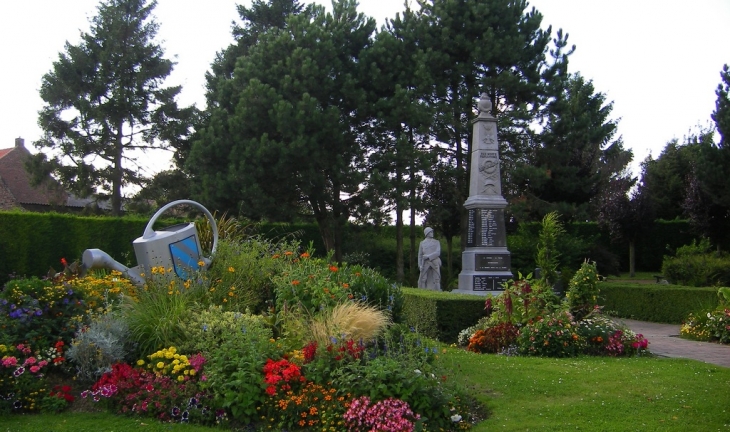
[355, 272, 361, 277]
[272, 254, 281, 259]
[323, 288, 330, 294]
[329, 265, 338, 272]
[292, 280, 301, 286]
[301, 252, 310, 258]
[342, 283, 349, 288]
[284, 251, 293, 256]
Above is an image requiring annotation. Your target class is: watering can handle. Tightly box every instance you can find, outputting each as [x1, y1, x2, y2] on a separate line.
[142, 200, 219, 256]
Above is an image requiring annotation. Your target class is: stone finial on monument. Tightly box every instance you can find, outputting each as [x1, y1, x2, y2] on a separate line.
[454, 93, 513, 295]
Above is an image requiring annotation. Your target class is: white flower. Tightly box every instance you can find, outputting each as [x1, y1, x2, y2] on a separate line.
[451, 414, 462, 422]
[708, 312, 712, 318]
[414, 369, 422, 375]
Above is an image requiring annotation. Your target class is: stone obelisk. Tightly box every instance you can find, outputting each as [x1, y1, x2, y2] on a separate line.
[455, 93, 512, 295]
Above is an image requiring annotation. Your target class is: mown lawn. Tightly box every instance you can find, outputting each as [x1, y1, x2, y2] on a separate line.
[3, 349, 729, 432]
[441, 350, 730, 432]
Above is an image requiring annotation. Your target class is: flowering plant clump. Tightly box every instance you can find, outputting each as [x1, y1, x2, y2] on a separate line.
[576, 313, 646, 356]
[0, 343, 55, 412]
[261, 380, 350, 430]
[0, 277, 86, 347]
[67, 271, 138, 315]
[467, 322, 519, 354]
[262, 358, 305, 397]
[142, 346, 199, 381]
[82, 361, 219, 425]
[682, 308, 730, 344]
[344, 396, 421, 432]
[565, 261, 600, 321]
[271, 251, 355, 315]
[485, 273, 560, 326]
[517, 310, 582, 357]
[40, 384, 75, 413]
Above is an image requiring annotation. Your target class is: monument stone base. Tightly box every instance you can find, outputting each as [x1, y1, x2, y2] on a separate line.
[452, 248, 512, 296]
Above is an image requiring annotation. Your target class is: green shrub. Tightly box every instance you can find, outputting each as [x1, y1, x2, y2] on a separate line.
[201, 314, 279, 424]
[662, 250, 730, 287]
[205, 237, 296, 313]
[347, 267, 404, 323]
[599, 284, 720, 323]
[565, 261, 601, 320]
[175, 305, 268, 355]
[401, 289, 486, 343]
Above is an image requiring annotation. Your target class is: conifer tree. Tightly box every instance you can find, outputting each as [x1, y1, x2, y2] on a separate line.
[30, 0, 193, 215]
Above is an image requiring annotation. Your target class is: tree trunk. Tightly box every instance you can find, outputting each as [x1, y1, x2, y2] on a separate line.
[395, 207, 404, 283]
[446, 235, 453, 284]
[409, 204, 417, 284]
[112, 121, 125, 216]
[629, 239, 636, 278]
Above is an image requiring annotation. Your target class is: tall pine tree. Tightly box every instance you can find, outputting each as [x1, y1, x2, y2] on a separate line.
[29, 0, 193, 215]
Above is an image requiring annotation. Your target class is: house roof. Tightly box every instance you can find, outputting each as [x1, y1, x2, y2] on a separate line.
[0, 138, 69, 207]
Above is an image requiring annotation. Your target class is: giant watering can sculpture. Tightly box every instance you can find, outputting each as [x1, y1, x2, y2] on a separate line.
[82, 200, 218, 286]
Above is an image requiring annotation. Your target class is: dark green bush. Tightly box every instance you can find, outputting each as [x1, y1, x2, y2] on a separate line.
[661, 239, 730, 286]
[599, 283, 720, 323]
[401, 288, 486, 343]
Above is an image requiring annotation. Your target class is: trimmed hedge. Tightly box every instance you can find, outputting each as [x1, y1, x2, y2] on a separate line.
[401, 288, 487, 343]
[599, 283, 721, 324]
[0, 211, 177, 285]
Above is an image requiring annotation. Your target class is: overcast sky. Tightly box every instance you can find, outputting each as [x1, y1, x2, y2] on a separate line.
[1, 0, 728, 179]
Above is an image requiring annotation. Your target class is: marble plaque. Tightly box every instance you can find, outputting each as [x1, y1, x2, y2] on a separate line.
[472, 275, 509, 291]
[475, 254, 510, 271]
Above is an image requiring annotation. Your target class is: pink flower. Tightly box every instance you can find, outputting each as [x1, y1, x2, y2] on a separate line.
[23, 357, 37, 366]
[2, 357, 18, 367]
[30, 365, 40, 373]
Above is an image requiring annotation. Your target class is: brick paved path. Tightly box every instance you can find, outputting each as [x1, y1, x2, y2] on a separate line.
[619, 319, 730, 368]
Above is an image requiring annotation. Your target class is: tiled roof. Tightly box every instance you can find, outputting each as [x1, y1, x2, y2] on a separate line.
[0, 140, 69, 207]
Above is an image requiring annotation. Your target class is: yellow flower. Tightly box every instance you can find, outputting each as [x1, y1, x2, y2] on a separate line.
[189, 369, 196, 376]
[137, 359, 145, 366]
[228, 266, 235, 273]
[156, 362, 165, 369]
[177, 375, 185, 382]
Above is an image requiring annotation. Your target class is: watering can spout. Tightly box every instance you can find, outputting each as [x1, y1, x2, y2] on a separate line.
[82, 249, 145, 286]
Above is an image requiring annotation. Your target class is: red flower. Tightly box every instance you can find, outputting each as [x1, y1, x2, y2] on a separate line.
[266, 386, 277, 396]
[60, 257, 68, 267]
[329, 265, 338, 272]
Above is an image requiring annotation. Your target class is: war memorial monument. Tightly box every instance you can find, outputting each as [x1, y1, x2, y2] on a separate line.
[453, 93, 513, 295]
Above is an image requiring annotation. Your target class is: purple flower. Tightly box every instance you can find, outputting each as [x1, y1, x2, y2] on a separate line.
[13, 367, 24, 377]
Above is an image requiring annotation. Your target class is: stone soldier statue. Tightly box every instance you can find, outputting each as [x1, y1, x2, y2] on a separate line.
[418, 227, 442, 290]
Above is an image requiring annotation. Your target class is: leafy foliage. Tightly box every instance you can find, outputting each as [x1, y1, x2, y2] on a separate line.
[565, 261, 601, 321]
[661, 239, 730, 286]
